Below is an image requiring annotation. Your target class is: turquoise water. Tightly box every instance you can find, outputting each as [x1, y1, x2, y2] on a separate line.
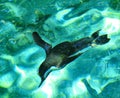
[0, 0, 120, 98]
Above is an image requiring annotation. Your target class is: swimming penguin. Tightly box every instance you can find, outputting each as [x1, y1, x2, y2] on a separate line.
[32, 30, 110, 86]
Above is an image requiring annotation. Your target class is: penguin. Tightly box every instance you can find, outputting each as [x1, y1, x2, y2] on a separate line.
[32, 30, 110, 86]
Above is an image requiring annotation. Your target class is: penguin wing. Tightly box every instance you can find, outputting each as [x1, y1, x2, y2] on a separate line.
[32, 32, 52, 54]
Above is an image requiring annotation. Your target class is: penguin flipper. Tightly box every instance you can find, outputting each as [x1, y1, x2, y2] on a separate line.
[32, 32, 52, 54]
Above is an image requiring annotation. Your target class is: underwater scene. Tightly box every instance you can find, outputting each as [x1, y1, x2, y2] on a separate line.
[0, 0, 120, 98]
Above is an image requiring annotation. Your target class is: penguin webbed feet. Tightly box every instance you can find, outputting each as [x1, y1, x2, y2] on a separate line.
[94, 34, 110, 45]
[91, 30, 110, 45]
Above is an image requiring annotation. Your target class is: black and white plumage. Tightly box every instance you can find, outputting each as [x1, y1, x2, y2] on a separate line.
[32, 30, 110, 86]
